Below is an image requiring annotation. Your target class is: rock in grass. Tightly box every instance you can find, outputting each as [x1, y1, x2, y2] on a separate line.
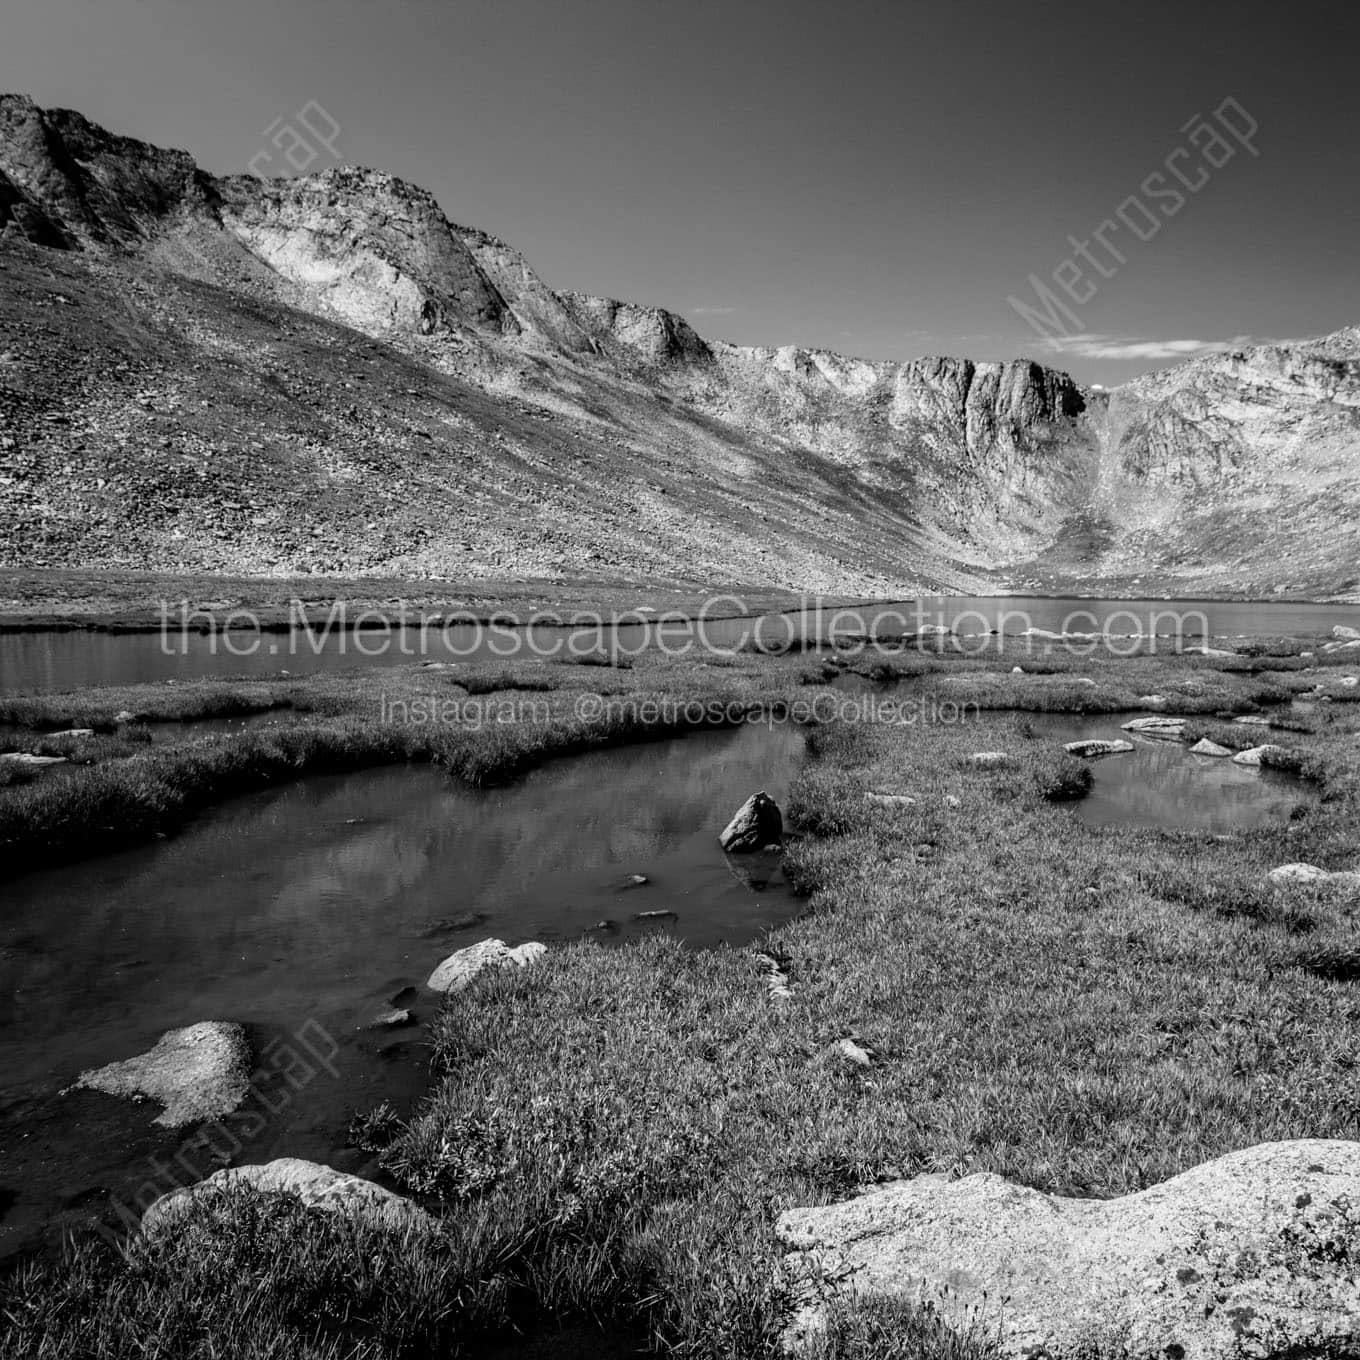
[833, 1038, 872, 1067]
[1233, 714, 1273, 726]
[1121, 716, 1186, 740]
[0, 751, 67, 766]
[968, 752, 1010, 769]
[71, 1021, 250, 1128]
[1232, 743, 1288, 767]
[1189, 738, 1233, 757]
[777, 1140, 1360, 1360]
[719, 791, 783, 852]
[1064, 739, 1134, 758]
[141, 1158, 432, 1236]
[1268, 863, 1360, 890]
[1135, 694, 1168, 708]
[864, 790, 916, 807]
[426, 938, 547, 992]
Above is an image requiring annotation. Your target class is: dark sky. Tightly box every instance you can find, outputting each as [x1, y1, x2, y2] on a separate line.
[3, 0, 1358, 384]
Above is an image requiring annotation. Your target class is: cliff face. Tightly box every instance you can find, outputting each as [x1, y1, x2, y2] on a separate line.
[0, 92, 1356, 597]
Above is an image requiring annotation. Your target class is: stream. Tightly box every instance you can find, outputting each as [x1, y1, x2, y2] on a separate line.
[0, 721, 806, 1258]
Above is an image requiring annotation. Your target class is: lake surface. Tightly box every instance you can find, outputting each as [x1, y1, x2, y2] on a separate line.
[0, 722, 806, 1258]
[2, 596, 1356, 693]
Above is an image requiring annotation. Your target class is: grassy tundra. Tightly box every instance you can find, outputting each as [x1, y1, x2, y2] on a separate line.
[2, 635, 1359, 1357]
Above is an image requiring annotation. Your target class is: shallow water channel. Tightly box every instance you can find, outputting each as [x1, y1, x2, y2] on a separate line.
[1020, 712, 1317, 832]
[0, 721, 806, 1257]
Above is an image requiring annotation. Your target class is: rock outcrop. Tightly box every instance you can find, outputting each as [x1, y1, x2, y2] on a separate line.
[778, 1140, 1360, 1360]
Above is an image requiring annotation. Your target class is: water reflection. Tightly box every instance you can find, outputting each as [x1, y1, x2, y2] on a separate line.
[0, 722, 806, 1256]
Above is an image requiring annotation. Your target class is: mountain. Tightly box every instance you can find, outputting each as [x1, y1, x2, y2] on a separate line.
[0, 93, 1356, 598]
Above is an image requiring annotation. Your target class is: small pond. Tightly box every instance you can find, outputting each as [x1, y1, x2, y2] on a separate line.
[0, 721, 806, 1258]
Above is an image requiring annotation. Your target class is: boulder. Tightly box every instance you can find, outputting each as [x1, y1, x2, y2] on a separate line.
[141, 1158, 432, 1236]
[426, 938, 547, 992]
[1232, 744, 1288, 767]
[71, 1021, 250, 1128]
[1189, 738, 1233, 757]
[1333, 625, 1360, 640]
[1121, 716, 1186, 740]
[1268, 863, 1360, 891]
[719, 791, 783, 852]
[777, 1140, 1360, 1360]
[1064, 739, 1133, 758]
[968, 752, 1010, 769]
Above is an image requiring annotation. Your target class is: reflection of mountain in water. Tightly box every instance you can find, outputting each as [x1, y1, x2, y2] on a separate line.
[0, 722, 806, 1258]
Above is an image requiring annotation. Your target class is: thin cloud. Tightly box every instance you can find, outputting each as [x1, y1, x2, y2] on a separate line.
[690, 305, 737, 316]
[1042, 333, 1257, 362]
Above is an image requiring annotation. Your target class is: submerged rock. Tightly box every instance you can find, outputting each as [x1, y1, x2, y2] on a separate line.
[365, 1008, 413, 1030]
[71, 1021, 250, 1128]
[777, 1140, 1360, 1360]
[141, 1157, 432, 1236]
[1189, 738, 1233, 757]
[1064, 739, 1134, 758]
[719, 791, 783, 852]
[426, 938, 547, 992]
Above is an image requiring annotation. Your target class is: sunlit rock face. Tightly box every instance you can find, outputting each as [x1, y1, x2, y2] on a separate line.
[1, 92, 1357, 596]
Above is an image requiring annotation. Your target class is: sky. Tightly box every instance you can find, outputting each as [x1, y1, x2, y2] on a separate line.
[2, 0, 1358, 385]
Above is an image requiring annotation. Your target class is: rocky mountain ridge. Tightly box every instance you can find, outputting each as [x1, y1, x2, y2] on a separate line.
[1, 92, 1356, 597]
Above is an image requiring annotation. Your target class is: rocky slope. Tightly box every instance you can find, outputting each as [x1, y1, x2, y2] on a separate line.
[0, 93, 1356, 596]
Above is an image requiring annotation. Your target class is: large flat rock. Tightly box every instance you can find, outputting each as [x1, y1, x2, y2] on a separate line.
[71, 1021, 251, 1128]
[777, 1140, 1360, 1359]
